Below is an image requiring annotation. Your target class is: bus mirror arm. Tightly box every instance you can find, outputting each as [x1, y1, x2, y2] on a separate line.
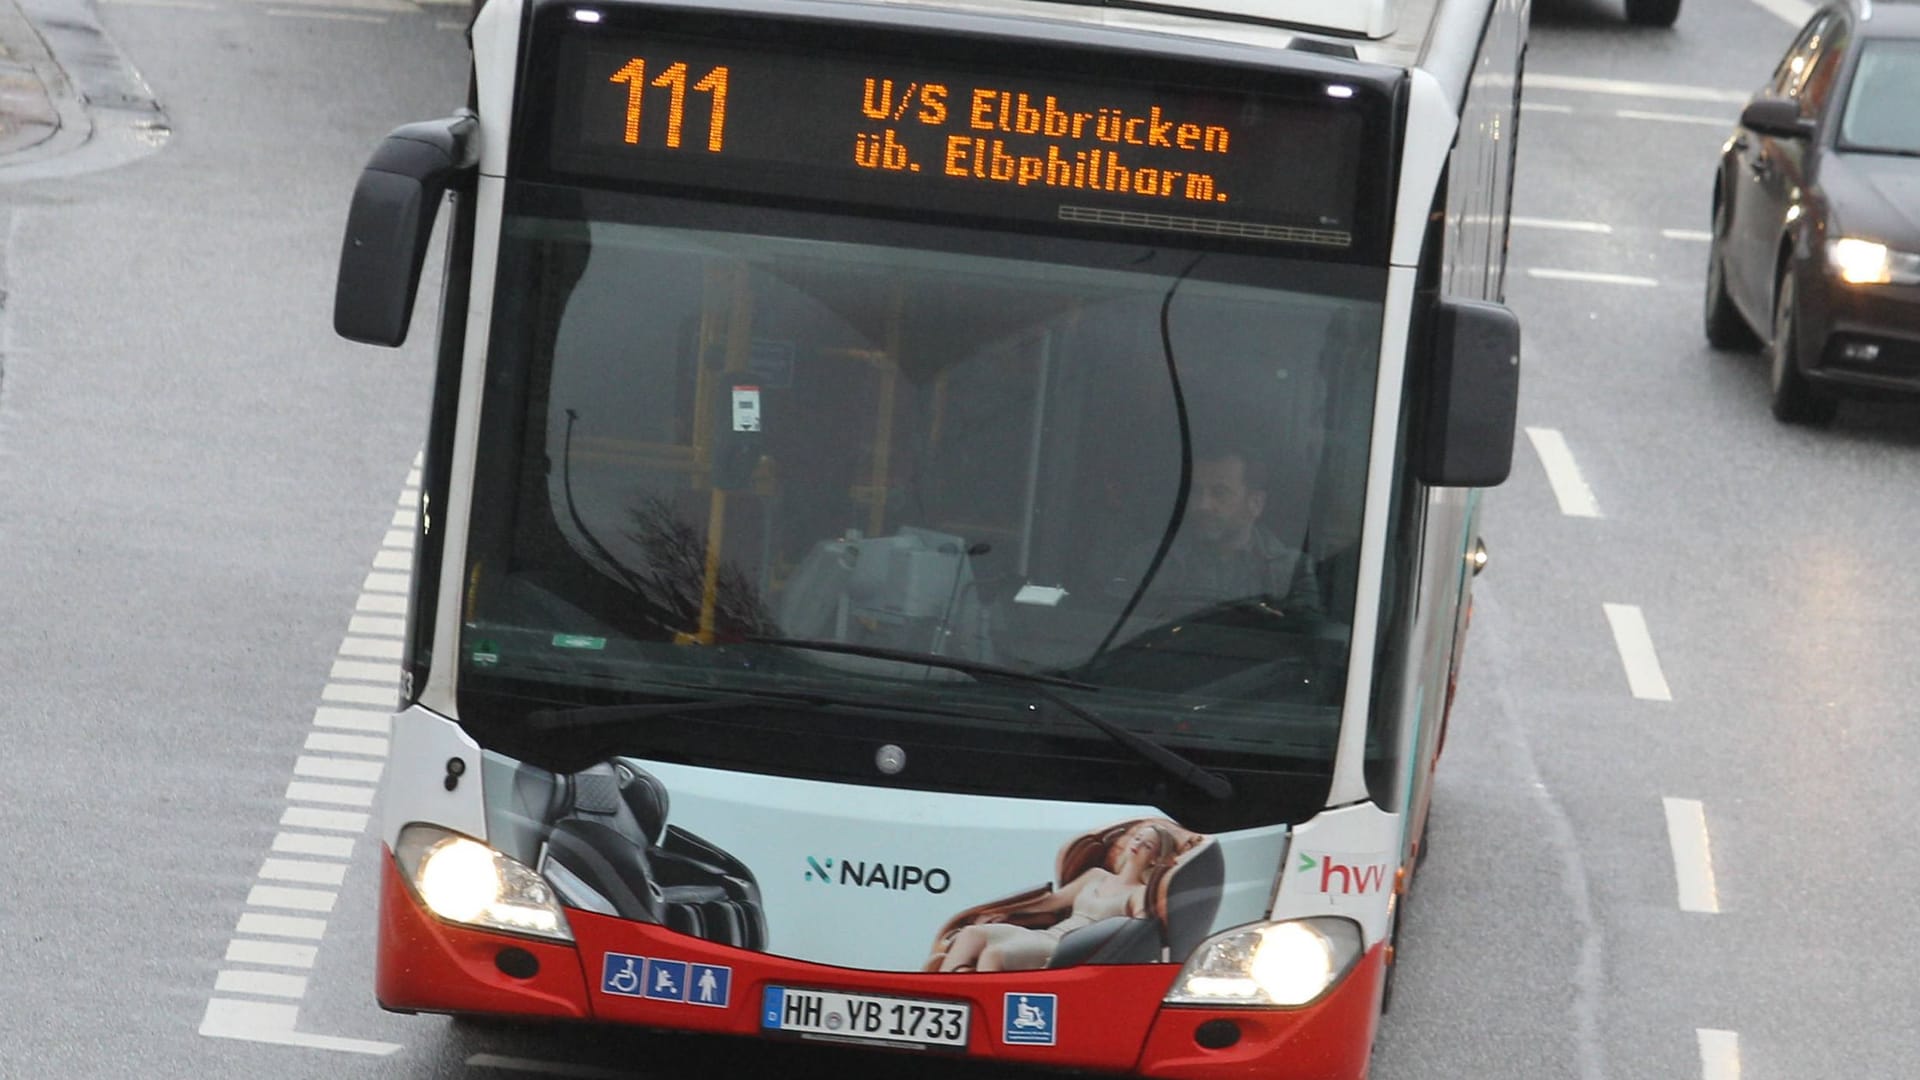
[333, 112, 480, 347]
[1414, 298, 1521, 488]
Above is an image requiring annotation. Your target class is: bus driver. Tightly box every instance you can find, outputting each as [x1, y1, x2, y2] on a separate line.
[1114, 444, 1323, 619]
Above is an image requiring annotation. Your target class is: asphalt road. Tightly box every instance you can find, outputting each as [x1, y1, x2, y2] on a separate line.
[2, 0, 1912, 1077]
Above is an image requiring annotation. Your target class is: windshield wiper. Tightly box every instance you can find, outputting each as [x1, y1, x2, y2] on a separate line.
[748, 636, 1235, 801]
[525, 690, 840, 732]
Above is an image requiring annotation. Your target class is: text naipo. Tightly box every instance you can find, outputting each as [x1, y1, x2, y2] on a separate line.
[806, 855, 952, 894]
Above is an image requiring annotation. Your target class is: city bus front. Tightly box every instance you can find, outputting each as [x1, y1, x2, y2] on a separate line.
[350, 1, 1462, 1077]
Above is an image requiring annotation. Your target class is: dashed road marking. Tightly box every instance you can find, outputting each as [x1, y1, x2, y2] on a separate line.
[1523, 427, 1602, 518]
[1615, 109, 1731, 128]
[1512, 216, 1613, 234]
[1664, 229, 1713, 243]
[1526, 268, 1662, 288]
[1745, 0, 1813, 26]
[1665, 799, 1723, 914]
[1699, 1028, 1742, 1079]
[266, 7, 385, 18]
[1603, 603, 1673, 701]
[226, 940, 320, 968]
[1526, 73, 1749, 105]
[200, 461, 417, 1057]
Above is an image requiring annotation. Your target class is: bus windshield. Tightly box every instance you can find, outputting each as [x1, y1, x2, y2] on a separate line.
[457, 184, 1386, 828]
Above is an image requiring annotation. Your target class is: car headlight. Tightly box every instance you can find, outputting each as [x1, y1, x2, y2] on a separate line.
[393, 824, 573, 942]
[1827, 238, 1920, 285]
[1164, 918, 1364, 1008]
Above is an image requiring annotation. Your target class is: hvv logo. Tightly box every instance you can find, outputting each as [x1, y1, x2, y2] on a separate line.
[1297, 852, 1391, 895]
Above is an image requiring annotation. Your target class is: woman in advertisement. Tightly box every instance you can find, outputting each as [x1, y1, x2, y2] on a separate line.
[928, 819, 1211, 972]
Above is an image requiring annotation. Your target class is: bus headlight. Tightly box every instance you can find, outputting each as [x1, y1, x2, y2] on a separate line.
[394, 824, 573, 942]
[1164, 918, 1363, 1008]
[1828, 238, 1920, 285]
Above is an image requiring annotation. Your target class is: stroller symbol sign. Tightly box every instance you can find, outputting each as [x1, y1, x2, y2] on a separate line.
[1002, 993, 1057, 1045]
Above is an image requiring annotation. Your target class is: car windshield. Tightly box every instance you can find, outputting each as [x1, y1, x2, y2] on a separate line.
[1839, 39, 1920, 155]
[456, 183, 1386, 825]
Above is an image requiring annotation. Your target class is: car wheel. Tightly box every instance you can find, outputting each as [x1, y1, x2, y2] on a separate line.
[1768, 270, 1837, 425]
[1704, 216, 1757, 350]
[1625, 0, 1680, 26]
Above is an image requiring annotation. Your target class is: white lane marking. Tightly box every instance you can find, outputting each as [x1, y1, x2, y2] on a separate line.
[266, 8, 388, 20]
[285, 780, 377, 807]
[1523, 102, 1575, 113]
[215, 970, 310, 998]
[364, 571, 410, 594]
[226, 940, 320, 969]
[373, 549, 413, 571]
[1665, 798, 1723, 913]
[311, 706, 391, 733]
[349, 614, 407, 637]
[205, 465, 413, 1058]
[1513, 216, 1613, 234]
[281, 806, 370, 833]
[356, 593, 408, 615]
[467, 1055, 640, 1078]
[330, 658, 400, 683]
[322, 682, 396, 706]
[1526, 73, 1749, 105]
[392, 509, 418, 529]
[200, 999, 400, 1055]
[305, 730, 390, 757]
[1603, 603, 1674, 701]
[1616, 109, 1732, 128]
[259, 858, 350, 887]
[1699, 1029, 1741, 1080]
[1664, 228, 1713, 242]
[1746, 0, 1813, 26]
[1526, 268, 1661, 287]
[340, 634, 404, 658]
[246, 885, 338, 913]
[236, 913, 328, 940]
[101, 0, 217, 7]
[1523, 427, 1602, 518]
[272, 830, 356, 858]
[295, 755, 384, 783]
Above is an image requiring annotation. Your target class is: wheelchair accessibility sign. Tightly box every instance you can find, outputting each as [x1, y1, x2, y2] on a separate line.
[1002, 993, 1057, 1046]
[600, 952, 731, 1008]
[601, 952, 647, 998]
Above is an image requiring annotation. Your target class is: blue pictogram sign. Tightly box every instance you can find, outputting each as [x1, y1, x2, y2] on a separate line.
[688, 963, 732, 1008]
[644, 958, 690, 1003]
[1003, 992, 1057, 1045]
[601, 952, 647, 998]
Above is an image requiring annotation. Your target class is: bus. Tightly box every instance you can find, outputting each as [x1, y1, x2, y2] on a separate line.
[333, 0, 1525, 1075]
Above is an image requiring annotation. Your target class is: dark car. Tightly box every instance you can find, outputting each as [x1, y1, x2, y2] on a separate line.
[1705, 0, 1920, 424]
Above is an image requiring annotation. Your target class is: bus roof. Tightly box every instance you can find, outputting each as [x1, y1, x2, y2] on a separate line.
[836, 0, 1479, 96]
[835, 0, 1447, 57]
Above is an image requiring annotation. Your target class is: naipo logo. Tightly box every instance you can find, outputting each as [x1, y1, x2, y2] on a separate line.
[1297, 852, 1391, 896]
[805, 855, 952, 894]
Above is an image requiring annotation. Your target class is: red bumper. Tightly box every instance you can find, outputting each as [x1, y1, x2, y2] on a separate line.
[376, 849, 1380, 1079]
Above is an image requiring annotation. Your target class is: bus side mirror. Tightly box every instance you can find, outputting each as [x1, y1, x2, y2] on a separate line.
[334, 113, 479, 347]
[1415, 298, 1520, 488]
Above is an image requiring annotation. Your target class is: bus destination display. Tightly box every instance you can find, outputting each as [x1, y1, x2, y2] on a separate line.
[550, 33, 1369, 243]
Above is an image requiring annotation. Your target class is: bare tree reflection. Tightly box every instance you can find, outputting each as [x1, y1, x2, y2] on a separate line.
[623, 494, 773, 641]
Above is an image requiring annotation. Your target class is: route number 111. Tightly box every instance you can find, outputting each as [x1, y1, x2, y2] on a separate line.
[610, 59, 731, 151]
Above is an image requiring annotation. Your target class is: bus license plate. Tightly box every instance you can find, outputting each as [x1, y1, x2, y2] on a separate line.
[762, 986, 969, 1049]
